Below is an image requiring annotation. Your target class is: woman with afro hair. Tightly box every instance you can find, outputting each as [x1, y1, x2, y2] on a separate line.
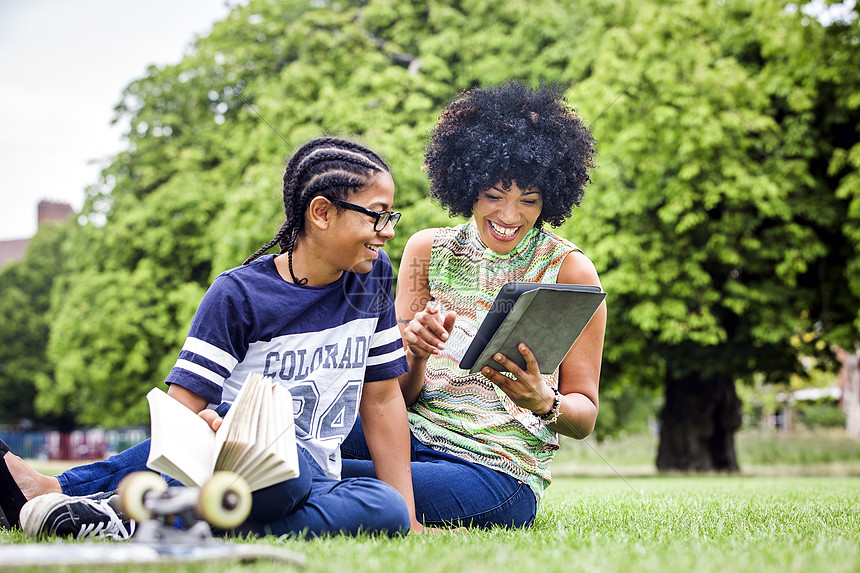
[341, 82, 605, 529]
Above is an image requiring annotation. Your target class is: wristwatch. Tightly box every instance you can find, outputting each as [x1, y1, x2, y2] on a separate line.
[537, 386, 562, 425]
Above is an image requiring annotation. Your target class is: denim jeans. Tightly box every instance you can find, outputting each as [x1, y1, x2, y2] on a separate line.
[341, 418, 536, 528]
[57, 404, 409, 538]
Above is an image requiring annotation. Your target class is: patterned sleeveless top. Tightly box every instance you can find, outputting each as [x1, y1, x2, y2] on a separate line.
[407, 221, 580, 500]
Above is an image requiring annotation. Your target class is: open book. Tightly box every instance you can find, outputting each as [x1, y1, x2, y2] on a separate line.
[459, 283, 606, 375]
[146, 372, 299, 491]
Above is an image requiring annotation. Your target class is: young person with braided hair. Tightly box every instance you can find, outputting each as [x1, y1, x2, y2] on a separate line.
[1, 137, 428, 538]
[341, 82, 605, 529]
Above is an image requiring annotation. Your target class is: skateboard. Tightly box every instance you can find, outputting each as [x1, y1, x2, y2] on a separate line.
[0, 471, 305, 568]
[117, 470, 253, 541]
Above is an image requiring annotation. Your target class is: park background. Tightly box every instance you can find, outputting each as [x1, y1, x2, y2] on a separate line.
[1, 1, 859, 571]
[1, 0, 859, 500]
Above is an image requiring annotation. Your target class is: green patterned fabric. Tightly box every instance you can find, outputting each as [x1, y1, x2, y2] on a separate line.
[408, 221, 580, 501]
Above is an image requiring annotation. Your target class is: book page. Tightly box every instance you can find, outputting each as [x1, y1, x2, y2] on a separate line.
[233, 379, 269, 476]
[210, 374, 300, 490]
[243, 383, 299, 490]
[215, 372, 265, 471]
[145, 388, 216, 487]
[244, 381, 277, 478]
[212, 395, 240, 465]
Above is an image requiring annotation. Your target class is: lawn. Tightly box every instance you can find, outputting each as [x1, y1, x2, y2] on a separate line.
[2, 432, 859, 572]
[553, 427, 860, 477]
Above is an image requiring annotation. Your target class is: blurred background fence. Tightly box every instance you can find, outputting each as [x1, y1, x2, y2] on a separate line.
[0, 428, 148, 461]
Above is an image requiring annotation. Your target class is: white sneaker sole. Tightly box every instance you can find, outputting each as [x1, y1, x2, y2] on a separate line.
[19, 493, 71, 538]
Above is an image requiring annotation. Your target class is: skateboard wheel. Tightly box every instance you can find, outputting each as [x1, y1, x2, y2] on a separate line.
[196, 472, 252, 529]
[117, 471, 168, 522]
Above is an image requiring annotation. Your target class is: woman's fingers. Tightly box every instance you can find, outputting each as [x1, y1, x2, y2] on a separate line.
[405, 327, 442, 357]
[516, 343, 541, 377]
[490, 351, 527, 380]
[421, 302, 453, 341]
[442, 310, 457, 335]
[482, 345, 548, 411]
[405, 305, 457, 358]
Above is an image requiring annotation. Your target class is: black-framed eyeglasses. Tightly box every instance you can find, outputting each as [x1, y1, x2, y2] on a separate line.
[333, 200, 402, 231]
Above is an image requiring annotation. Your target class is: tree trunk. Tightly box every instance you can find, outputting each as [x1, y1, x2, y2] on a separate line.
[656, 372, 743, 471]
[840, 346, 860, 439]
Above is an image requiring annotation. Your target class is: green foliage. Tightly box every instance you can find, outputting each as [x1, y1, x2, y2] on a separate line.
[2, 0, 857, 431]
[38, 262, 204, 426]
[25, 0, 603, 426]
[568, 0, 860, 391]
[37, 170, 220, 425]
[0, 222, 73, 426]
[796, 401, 847, 428]
[591, 381, 660, 439]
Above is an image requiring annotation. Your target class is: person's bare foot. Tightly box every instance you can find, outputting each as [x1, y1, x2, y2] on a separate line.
[3, 451, 62, 500]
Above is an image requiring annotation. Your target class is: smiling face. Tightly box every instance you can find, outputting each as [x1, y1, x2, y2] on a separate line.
[473, 181, 543, 255]
[328, 170, 397, 275]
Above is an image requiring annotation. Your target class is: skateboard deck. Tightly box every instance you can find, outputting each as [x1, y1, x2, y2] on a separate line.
[0, 540, 306, 567]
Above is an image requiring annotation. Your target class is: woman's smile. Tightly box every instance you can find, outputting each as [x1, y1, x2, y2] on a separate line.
[473, 182, 542, 254]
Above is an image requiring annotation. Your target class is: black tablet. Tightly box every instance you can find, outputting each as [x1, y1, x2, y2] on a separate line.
[459, 282, 605, 374]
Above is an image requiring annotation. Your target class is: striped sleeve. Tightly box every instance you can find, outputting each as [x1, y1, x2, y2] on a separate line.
[164, 274, 251, 404]
[364, 256, 408, 383]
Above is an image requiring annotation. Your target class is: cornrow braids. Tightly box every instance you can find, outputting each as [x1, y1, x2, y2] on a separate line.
[244, 137, 390, 285]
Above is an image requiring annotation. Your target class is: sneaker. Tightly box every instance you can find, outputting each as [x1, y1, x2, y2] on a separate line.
[20, 492, 135, 540]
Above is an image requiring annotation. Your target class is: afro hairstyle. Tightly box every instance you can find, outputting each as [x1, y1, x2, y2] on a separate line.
[424, 81, 596, 227]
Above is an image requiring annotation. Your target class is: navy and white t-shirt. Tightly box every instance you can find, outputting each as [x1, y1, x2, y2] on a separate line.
[165, 251, 408, 478]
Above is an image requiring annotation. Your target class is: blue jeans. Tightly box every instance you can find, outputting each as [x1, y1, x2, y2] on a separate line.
[341, 418, 536, 528]
[57, 406, 409, 538]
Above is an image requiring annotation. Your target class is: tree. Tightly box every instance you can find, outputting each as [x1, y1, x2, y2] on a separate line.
[37, 0, 594, 425]
[0, 222, 75, 428]
[568, 0, 860, 470]
[13, 0, 858, 453]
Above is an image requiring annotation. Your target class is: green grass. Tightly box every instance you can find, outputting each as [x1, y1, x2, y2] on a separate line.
[553, 428, 860, 476]
[2, 476, 858, 572]
[4, 431, 860, 572]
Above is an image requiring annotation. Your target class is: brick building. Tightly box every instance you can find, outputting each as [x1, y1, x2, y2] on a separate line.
[0, 201, 73, 269]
